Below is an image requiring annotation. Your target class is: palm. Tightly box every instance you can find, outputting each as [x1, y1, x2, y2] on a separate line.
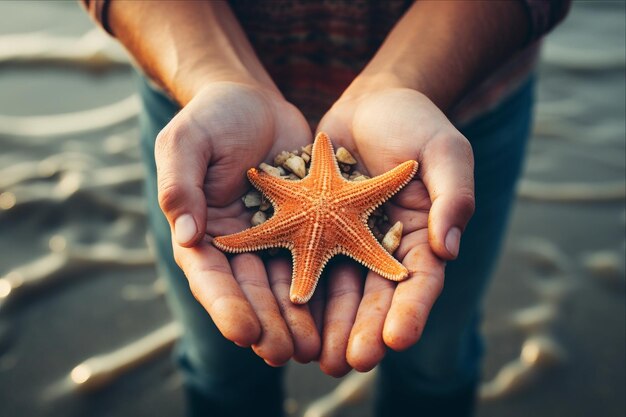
[160, 82, 320, 365]
[181, 82, 311, 209]
[314, 88, 473, 375]
[320, 87, 471, 249]
[321, 105, 434, 257]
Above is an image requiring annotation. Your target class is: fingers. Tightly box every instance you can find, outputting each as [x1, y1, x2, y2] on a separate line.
[420, 134, 475, 260]
[172, 240, 261, 347]
[319, 260, 363, 377]
[308, 274, 327, 338]
[346, 273, 395, 372]
[383, 238, 445, 351]
[231, 253, 294, 366]
[155, 119, 209, 247]
[266, 256, 321, 364]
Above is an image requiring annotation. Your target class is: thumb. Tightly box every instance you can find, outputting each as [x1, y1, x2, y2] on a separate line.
[154, 121, 209, 248]
[420, 134, 475, 260]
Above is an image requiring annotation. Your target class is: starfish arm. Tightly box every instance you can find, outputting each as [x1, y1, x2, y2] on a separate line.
[289, 245, 336, 304]
[213, 211, 306, 253]
[335, 160, 418, 212]
[213, 133, 416, 305]
[247, 168, 308, 207]
[306, 132, 344, 188]
[337, 221, 408, 281]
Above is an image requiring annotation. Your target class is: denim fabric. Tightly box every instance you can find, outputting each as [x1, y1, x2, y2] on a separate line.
[137, 79, 285, 417]
[137, 75, 534, 417]
[376, 78, 535, 417]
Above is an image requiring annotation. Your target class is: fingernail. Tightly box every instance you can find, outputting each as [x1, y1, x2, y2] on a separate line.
[174, 214, 197, 245]
[445, 227, 461, 258]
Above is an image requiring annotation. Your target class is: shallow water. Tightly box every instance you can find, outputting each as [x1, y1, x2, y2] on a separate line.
[0, 2, 624, 417]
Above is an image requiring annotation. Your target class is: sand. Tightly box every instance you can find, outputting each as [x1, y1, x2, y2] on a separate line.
[0, 2, 624, 417]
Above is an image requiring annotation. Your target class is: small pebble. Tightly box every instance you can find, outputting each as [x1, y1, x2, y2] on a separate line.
[382, 221, 403, 254]
[336, 147, 357, 165]
[274, 151, 292, 167]
[301, 144, 313, 156]
[242, 191, 262, 208]
[352, 175, 369, 181]
[259, 200, 271, 211]
[301, 153, 310, 163]
[251, 211, 267, 226]
[259, 162, 283, 177]
[283, 155, 307, 178]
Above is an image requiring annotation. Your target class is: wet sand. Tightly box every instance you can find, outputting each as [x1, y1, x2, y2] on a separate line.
[0, 2, 624, 417]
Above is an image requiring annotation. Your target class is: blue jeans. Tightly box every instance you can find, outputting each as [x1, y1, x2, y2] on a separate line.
[137, 75, 534, 417]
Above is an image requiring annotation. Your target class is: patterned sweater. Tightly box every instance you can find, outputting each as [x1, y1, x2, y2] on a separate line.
[82, 0, 570, 126]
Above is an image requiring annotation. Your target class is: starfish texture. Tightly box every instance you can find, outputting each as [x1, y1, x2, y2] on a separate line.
[213, 132, 419, 304]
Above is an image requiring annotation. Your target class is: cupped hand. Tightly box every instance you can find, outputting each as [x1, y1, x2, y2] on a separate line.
[154, 81, 321, 365]
[315, 87, 475, 376]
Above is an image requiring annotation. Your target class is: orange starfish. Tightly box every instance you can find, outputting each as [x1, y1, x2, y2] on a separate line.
[213, 132, 418, 304]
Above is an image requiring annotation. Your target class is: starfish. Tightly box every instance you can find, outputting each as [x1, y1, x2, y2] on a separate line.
[213, 132, 419, 304]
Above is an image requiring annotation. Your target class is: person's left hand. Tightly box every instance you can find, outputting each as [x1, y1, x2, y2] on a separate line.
[314, 87, 475, 376]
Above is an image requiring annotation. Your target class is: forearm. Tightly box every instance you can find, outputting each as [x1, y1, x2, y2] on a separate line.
[107, 0, 277, 105]
[345, 1, 529, 112]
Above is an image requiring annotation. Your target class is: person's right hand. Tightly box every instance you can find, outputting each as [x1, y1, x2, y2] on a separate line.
[154, 81, 321, 366]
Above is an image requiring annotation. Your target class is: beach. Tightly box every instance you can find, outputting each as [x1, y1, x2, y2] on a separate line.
[0, 2, 624, 417]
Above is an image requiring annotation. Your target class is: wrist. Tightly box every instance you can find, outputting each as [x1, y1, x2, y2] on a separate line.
[342, 64, 457, 115]
[107, 0, 280, 106]
[172, 63, 279, 106]
[340, 69, 433, 106]
[341, 71, 406, 101]
[341, 1, 529, 114]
